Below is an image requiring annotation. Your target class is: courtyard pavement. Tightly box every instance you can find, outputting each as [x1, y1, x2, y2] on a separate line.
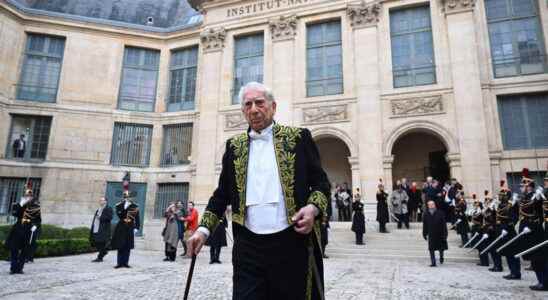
[0, 247, 545, 300]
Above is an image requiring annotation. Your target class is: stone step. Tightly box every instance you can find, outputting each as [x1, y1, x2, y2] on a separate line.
[324, 221, 476, 262]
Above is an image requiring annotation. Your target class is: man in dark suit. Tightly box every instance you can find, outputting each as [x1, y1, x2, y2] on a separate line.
[423, 200, 448, 267]
[90, 196, 113, 262]
[12, 134, 26, 158]
[187, 82, 330, 300]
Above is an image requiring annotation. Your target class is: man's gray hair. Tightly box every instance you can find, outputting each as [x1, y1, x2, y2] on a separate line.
[238, 82, 275, 105]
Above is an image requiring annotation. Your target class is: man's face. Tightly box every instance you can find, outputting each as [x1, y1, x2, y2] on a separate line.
[189, 203, 194, 210]
[427, 201, 436, 209]
[544, 180, 548, 188]
[99, 197, 107, 206]
[242, 89, 276, 132]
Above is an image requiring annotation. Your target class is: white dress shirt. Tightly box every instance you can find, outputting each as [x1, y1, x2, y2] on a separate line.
[245, 123, 290, 234]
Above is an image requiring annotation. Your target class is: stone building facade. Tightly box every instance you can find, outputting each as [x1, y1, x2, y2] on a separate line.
[0, 0, 547, 249]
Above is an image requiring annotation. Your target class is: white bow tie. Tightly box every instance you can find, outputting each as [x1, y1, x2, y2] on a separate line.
[249, 131, 270, 141]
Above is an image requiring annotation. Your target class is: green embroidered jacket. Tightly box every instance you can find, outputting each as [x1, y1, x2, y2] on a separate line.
[200, 123, 331, 234]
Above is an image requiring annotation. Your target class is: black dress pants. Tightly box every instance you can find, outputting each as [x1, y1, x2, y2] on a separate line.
[95, 241, 108, 259]
[232, 225, 317, 300]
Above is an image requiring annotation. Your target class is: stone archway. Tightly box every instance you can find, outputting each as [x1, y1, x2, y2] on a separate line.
[315, 136, 352, 188]
[382, 121, 461, 191]
[391, 131, 450, 185]
[313, 134, 355, 222]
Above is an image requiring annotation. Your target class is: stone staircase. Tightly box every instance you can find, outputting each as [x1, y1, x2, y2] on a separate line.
[325, 221, 477, 263]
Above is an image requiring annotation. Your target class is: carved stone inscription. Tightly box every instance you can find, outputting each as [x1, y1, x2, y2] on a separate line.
[391, 96, 444, 117]
[303, 105, 348, 124]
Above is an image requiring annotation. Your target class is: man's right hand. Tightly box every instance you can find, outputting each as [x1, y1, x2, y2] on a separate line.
[186, 231, 207, 256]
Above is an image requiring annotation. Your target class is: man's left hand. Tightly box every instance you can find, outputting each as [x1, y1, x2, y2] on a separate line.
[292, 204, 318, 235]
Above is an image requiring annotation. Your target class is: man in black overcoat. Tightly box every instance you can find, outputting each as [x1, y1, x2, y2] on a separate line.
[5, 184, 41, 274]
[90, 196, 113, 262]
[376, 182, 389, 233]
[423, 200, 448, 267]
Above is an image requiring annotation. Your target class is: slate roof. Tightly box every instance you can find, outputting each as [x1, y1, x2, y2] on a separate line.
[6, 0, 202, 31]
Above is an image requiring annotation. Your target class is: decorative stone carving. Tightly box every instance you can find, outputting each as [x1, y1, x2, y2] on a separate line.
[391, 96, 444, 117]
[225, 112, 248, 131]
[269, 15, 298, 41]
[347, 1, 381, 28]
[441, 0, 476, 14]
[303, 105, 348, 124]
[200, 27, 227, 53]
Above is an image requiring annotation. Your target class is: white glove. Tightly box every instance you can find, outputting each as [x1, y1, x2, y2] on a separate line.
[501, 229, 508, 236]
[31, 225, 37, 232]
[20, 197, 30, 207]
[133, 229, 139, 235]
[482, 233, 489, 239]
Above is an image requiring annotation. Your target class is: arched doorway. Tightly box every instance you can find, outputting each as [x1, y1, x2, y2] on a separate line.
[315, 136, 352, 222]
[391, 131, 450, 185]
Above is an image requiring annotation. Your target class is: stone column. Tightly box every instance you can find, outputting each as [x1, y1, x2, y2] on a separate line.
[382, 155, 395, 193]
[443, 0, 492, 194]
[348, 156, 361, 195]
[193, 27, 226, 206]
[270, 15, 297, 125]
[347, 2, 384, 197]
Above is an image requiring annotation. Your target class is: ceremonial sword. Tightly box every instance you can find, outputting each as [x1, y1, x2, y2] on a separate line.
[514, 240, 548, 259]
[480, 230, 508, 255]
[462, 232, 479, 248]
[496, 227, 531, 253]
[467, 234, 488, 253]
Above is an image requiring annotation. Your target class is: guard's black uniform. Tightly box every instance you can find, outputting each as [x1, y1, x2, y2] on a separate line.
[5, 198, 41, 274]
[111, 199, 140, 268]
[483, 199, 503, 272]
[496, 188, 521, 279]
[454, 198, 469, 246]
[470, 203, 489, 266]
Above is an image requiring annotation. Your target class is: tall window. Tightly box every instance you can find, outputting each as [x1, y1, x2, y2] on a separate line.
[161, 123, 193, 166]
[498, 93, 548, 150]
[306, 21, 343, 97]
[118, 47, 160, 112]
[233, 34, 264, 104]
[389, 6, 436, 88]
[485, 0, 547, 77]
[17, 34, 65, 102]
[7, 115, 52, 161]
[110, 123, 153, 167]
[168, 47, 198, 111]
[154, 183, 189, 219]
[0, 178, 41, 220]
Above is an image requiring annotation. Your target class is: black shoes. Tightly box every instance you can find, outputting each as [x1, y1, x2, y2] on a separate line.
[9, 270, 24, 275]
[430, 264, 436, 267]
[92, 258, 103, 263]
[489, 267, 503, 272]
[114, 265, 123, 269]
[529, 284, 548, 291]
[163, 258, 170, 262]
[477, 263, 489, 267]
[503, 274, 521, 280]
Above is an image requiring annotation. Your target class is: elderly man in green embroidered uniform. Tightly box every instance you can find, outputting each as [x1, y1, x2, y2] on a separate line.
[187, 82, 330, 300]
